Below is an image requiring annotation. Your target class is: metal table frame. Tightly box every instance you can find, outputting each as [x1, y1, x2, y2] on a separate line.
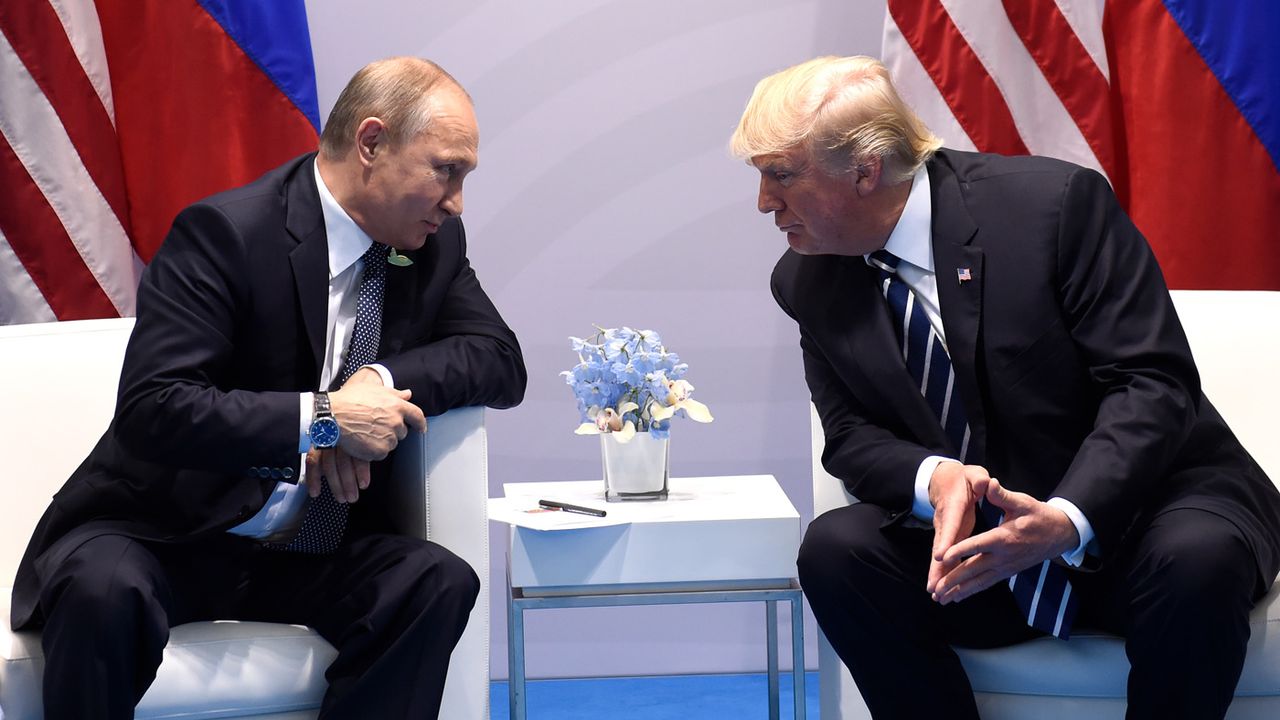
[506, 573, 806, 720]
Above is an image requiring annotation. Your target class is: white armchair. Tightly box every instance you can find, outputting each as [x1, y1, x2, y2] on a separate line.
[0, 318, 491, 720]
[811, 290, 1280, 719]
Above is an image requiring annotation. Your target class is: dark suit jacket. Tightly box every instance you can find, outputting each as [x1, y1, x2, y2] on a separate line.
[773, 148, 1280, 580]
[12, 153, 527, 629]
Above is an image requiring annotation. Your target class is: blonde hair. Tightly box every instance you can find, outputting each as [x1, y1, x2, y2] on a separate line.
[730, 56, 941, 184]
[319, 57, 469, 158]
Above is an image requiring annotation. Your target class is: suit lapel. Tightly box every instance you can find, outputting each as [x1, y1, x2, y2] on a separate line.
[285, 155, 329, 386]
[824, 257, 950, 450]
[379, 252, 418, 357]
[928, 155, 988, 459]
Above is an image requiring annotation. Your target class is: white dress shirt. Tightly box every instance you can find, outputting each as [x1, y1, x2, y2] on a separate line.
[870, 167, 1093, 566]
[228, 160, 393, 540]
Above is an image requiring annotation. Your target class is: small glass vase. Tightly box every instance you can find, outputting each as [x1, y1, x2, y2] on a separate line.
[601, 431, 669, 502]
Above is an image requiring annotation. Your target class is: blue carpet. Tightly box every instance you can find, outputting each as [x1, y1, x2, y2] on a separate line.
[490, 671, 819, 719]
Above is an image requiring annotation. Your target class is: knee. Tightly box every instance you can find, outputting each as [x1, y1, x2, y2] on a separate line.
[42, 539, 167, 624]
[798, 504, 885, 591]
[434, 549, 481, 606]
[1137, 517, 1254, 610]
[400, 541, 480, 609]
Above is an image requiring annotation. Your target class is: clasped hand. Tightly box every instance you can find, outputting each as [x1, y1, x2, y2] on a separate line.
[305, 368, 427, 503]
[926, 462, 1079, 606]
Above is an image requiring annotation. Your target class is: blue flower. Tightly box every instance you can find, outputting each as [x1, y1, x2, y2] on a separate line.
[563, 327, 713, 441]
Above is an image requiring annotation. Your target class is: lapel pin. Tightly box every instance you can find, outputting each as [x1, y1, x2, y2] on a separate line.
[956, 267, 972, 284]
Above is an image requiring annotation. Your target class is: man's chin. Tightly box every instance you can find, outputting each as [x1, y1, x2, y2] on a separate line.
[786, 233, 817, 255]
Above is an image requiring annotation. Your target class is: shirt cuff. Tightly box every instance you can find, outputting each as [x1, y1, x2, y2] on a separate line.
[368, 363, 394, 387]
[1046, 497, 1095, 567]
[912, 456, 958, 522]
[299, 392, 313, 453]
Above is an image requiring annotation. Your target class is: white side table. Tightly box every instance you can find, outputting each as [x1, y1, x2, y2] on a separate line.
[497, 475, 805, 720]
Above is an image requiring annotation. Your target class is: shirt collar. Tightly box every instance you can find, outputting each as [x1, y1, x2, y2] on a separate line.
[879, 166, 933, 272]
[313, 159, 373, 278]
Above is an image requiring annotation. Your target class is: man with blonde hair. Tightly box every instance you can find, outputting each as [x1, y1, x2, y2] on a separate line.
[733, 55, 1280, 719]
[12, 57, 526, 719]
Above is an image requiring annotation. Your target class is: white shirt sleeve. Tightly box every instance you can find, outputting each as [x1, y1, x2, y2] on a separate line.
[1045, 497, 1096, 566]
[912, 456, 957, 521]
[298, 391, 313, 453]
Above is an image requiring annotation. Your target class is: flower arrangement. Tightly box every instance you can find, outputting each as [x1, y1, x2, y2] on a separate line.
[562, 326, 713, 443]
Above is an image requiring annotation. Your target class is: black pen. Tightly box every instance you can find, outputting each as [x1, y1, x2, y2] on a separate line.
[538, 499, 607, 517]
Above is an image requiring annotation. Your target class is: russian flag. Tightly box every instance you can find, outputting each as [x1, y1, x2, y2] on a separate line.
[0, 0, 319, 324]
[883, 0, 1280, 291]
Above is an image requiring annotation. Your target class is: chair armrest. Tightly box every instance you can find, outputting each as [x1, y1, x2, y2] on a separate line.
[811, 403, 859, 516]
[386, 405, 490, 719]
[387, 406, 488, 544]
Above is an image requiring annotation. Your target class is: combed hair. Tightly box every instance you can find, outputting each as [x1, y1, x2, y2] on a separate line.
[730, 56, 941, 184]
[319, 57, 469, 158]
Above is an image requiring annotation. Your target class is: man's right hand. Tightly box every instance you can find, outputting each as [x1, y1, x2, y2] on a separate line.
[328, 379, 427, 461]
[304, 446, 370, 503]
[925, 461, 992, 599]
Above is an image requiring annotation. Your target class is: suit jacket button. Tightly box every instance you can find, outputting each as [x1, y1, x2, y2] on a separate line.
[257, 467, 271, 479]
[270, 468, 284, 480]
[282, 467, 295, 480]
[246, 466, 259, 478]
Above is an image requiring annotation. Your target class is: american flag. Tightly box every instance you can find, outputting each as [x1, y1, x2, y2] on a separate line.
[0, 0, 320, 325]
[883, 0, 1280, 290]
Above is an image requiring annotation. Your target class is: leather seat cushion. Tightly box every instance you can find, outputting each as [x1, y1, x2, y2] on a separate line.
[1, 590, 334, 720]
[958, 583, 1280, 697]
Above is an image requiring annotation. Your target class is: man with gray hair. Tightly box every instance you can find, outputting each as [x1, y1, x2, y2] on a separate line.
[732, 55, 1280, 719]
[12, 57, 526, 719]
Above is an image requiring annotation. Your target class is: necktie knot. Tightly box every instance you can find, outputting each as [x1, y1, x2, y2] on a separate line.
[869, 249, 901, 274]
[363, 242, 391, 265]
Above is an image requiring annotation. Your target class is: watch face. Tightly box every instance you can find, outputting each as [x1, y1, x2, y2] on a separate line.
[311, 417, 340, 448]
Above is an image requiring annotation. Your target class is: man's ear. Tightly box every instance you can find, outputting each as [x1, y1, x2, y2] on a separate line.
[853, 156, 883, 197]
[355, 117, 387, 166]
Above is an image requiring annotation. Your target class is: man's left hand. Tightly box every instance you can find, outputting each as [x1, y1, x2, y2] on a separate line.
[932, 478, 1079, 605]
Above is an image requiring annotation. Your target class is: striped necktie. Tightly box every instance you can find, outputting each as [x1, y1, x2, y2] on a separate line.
[870, 249, 1078, 639]
[282, 242, 391, 555]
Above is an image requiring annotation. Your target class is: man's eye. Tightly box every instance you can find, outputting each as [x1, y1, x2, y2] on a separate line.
[438, 164, 456, 177]
[774, 172, 791, 183]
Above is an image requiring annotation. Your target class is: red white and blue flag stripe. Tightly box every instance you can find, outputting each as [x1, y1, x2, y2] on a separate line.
[0, 0, 319, 324]
[884, 0, 1280, 290]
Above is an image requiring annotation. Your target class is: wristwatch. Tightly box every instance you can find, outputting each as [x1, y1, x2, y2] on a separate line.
[309, 391, 340, 449]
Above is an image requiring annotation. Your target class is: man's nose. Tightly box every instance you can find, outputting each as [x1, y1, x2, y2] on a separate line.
[752, 185, 783, 211]
[758, 183, 782, 214]
[441, 187, 464, 217]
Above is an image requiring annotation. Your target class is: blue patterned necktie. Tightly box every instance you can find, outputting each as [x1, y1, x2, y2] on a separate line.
[283, 242, 391, 555]
[870, 249, 1079, 639]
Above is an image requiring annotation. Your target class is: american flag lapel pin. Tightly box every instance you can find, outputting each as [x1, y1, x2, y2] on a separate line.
[957, 267, 973, 284]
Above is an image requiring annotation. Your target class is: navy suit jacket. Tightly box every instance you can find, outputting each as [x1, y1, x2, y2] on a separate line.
[12, 153, 527, 628]
[773, 148, 1280, 579]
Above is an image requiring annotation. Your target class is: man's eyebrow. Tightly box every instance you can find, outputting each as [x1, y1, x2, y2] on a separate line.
[436, 151, 476, 167]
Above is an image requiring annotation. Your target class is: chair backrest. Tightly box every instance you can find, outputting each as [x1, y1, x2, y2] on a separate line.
[812, 290, 1280, 519]
[0, 318, 136, 586]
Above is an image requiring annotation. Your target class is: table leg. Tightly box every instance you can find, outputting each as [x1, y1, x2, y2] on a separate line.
[790, 593, 806, 720]
[767, 599, 780, 720]
[508, 591, 526, 720]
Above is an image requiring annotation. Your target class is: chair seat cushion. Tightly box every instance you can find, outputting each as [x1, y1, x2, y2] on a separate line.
[958, 582, 1280, 698]
[1, 589, 334, 720]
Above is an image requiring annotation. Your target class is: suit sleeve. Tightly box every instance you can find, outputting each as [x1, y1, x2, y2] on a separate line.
[378, 221, 527, 416]
[1050, 168, 1201, 556]
[113, 203, 302, 475]
[772, 268, 930, 516]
